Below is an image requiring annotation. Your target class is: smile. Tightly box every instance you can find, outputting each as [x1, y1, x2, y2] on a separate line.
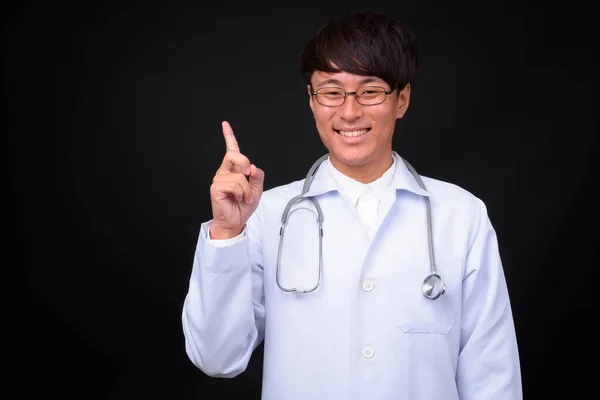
[336, 129, 370, 137]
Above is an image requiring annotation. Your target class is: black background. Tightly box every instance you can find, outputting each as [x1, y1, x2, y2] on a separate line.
[6, 0, 598, 398]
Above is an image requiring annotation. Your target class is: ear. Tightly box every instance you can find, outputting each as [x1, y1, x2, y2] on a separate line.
[396, 83, 411, 119]
[307, 85, 316, 114]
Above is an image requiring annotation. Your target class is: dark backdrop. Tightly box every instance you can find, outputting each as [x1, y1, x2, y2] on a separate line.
[6, 0, 597, 399]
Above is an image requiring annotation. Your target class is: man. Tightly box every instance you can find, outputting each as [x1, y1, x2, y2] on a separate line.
[181, 10, 522, 400]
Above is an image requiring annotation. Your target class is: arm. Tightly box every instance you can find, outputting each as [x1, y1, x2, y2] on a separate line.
[181, 208, 265, 378]
[182, 120, 266, 378]
[456, 198, 523, 399]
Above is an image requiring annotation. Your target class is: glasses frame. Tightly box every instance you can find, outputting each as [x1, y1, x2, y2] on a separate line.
[311, 85, 393, 107]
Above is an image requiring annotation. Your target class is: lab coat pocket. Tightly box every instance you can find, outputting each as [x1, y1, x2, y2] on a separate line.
[394, 257, 462, 334]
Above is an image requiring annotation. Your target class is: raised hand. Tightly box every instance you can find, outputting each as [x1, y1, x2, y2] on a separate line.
[209, 121, 265, 239]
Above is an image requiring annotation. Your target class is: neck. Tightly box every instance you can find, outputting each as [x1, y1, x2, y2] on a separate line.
[330, 151, 394, 184]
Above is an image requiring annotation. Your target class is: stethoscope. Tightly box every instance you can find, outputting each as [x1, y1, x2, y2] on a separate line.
[275, 154, 446, 300]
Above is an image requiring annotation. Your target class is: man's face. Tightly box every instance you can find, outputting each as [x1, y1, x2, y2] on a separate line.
[308, 70, 410, 180]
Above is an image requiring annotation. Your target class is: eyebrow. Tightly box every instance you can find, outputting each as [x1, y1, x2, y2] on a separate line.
[315, 77, 382, 88]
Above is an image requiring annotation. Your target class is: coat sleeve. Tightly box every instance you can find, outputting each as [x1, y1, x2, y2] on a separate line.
[456, 198, 523, 399]
[181, 203, 265, 378]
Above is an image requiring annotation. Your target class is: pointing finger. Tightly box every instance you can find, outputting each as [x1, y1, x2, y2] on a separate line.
[222, 121, 240, 152]
[218, 151, 251, 175]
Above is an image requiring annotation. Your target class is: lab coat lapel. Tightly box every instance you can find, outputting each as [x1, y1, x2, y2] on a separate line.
[293, 152, 433, 280]
[361, 152, 432, 275]
[300, 156, 338, 199]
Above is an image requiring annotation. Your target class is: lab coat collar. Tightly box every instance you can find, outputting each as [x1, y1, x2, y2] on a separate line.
[301, 151, 430, 198]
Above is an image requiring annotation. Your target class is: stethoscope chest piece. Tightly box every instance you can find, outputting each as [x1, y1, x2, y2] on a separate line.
[422, 273, 446, 300]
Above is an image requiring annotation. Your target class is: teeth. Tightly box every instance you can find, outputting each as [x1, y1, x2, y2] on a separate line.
[338, 129, 368, 137]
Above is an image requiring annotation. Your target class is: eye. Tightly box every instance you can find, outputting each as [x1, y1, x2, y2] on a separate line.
[321, 90, 343, 97]
[358, 87, 385, 98]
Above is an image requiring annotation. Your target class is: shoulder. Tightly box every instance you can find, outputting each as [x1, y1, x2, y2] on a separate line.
[422, 176, 482, 204]
[419, 175, 499, 259]
[421, 175, 491, 226]
[262, 178, 306, 202]
[250, 178, 306, 223]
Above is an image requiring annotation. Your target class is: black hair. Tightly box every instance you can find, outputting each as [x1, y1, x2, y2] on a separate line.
[300, 10, 419, 92]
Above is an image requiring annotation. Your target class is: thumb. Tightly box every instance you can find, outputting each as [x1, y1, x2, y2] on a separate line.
[248, 164, 265, 197]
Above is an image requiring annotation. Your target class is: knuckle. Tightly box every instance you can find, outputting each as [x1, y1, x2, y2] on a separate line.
[229, 181, 241, 192]
[233, 172, 246, 181]
[236, 175, 251, 188]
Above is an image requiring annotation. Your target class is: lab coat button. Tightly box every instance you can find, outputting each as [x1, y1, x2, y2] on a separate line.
[361, 346, 374, 359]
[362, 280, 374, 292]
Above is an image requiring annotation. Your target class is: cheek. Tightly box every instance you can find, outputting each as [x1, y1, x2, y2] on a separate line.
[313, 108, 333, 125]
[373, 110, 397, 129]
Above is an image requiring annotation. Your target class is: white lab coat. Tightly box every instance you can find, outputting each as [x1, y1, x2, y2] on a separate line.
[182, 151, 522, 400]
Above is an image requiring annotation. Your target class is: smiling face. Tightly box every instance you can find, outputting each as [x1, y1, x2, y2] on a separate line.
[308, 70, 411, 183]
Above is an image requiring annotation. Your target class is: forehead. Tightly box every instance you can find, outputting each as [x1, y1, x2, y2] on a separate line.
[311, 71, 386, 88]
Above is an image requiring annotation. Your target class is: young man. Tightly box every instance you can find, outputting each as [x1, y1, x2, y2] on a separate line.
[182, 10, 522, 400]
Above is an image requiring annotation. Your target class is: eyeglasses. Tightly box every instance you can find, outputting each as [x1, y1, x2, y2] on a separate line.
[311, 86, 393, 107]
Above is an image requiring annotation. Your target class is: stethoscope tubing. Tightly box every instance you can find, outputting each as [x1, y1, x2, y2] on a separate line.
[275, 154, 445, 300]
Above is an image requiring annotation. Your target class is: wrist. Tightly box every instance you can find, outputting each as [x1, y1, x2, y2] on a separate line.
[210, 223, 244, 240]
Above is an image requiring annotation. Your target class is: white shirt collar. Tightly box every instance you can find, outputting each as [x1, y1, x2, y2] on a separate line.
[327, 156, 396, 206]
[301, 151, 429, 199]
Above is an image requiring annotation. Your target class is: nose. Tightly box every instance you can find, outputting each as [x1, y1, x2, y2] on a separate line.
[338, 93, 363, 120]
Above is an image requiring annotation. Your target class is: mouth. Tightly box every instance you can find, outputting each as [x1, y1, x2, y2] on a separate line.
[335, 128, 370, 138]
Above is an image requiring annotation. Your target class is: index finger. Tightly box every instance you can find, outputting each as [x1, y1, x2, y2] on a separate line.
[222, 121, 240, 152]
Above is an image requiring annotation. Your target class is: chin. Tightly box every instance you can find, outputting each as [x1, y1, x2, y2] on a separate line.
[332, 150, 371, 167]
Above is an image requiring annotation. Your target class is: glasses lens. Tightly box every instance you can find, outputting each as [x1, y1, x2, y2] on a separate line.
[356, 87, 386, 105]
[316, 88, 345, 106]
